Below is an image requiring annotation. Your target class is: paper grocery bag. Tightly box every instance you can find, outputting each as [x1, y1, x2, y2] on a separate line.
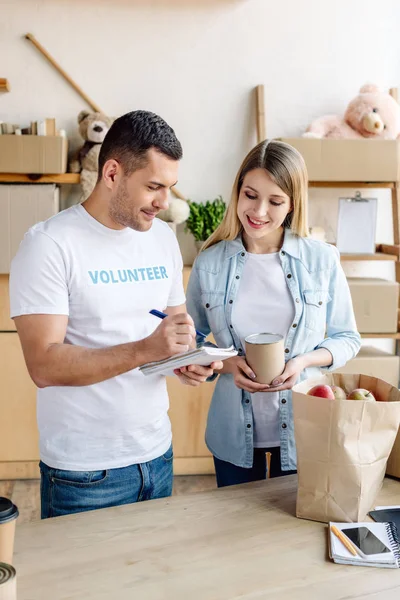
[292, 373, 400, 524]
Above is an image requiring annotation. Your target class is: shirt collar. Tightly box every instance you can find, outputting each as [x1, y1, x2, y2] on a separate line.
[225, 228, 301, 260]
[281, 228, 301, 259]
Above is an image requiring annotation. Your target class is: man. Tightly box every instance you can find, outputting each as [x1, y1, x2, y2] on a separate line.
[10, 110, 221, 518]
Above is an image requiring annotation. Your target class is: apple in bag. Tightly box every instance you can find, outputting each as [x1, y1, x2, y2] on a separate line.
[347, 388, 376, 402]
[330, 385, 347, 400]
[307, 384, 335, 400]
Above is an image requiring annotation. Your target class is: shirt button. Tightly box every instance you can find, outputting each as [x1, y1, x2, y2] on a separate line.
[287, 274, 292, 279]
[230, 324, 233, 328]
[205, 303, 210, 308]
[238, 348, 242, 353]
[245, 399, 250, 404]
[281, 398, 287, 404]
[247, 424, 251, 429]
[295, 298, 300, 303]
[281, 250, 286, 256]
[285, 348, 290, 353]
[229, 299, 233, 304]
[241, 252, 245, 257]
[292, 323, 297, 328]
[318, 301, 323, 305]
[282, 423, 287, 429]
[236, 275, 240, 280]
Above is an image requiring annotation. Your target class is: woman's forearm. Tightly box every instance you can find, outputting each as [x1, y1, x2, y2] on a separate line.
[219, 356, 235, 374]
[297, 348, 333, 370]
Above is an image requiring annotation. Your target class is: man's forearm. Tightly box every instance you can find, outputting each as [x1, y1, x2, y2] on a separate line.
[32, 339, 153, 388]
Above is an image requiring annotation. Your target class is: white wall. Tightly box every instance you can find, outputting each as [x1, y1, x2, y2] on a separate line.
[2, 0, 400, 348]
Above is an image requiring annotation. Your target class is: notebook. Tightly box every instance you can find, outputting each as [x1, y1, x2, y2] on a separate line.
[329, 521, 400, 569]
[139, 344, 238, 377]
[369, 506, 400, 538]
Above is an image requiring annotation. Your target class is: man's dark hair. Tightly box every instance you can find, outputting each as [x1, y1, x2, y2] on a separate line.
[97, 110, 182, 180]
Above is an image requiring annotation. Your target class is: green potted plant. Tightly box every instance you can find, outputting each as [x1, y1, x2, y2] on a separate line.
[186, 196, 226, 251]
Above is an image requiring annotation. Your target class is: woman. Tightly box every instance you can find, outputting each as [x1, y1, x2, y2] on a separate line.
[185, 139, 361, 487]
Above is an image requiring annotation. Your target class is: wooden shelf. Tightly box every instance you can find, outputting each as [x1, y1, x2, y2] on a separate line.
[334, 244, 400, 262]
[0, 173, 80, 184]
[340, 252, 397, 262]
[309, 181, 395, 189]
[360, 332, 400, 339]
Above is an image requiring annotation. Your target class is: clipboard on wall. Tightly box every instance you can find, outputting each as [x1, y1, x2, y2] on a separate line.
[336, 191, 377, 254]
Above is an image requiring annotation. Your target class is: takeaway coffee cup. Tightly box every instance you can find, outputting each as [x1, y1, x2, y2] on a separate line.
[244, 333, 285, 385]
[0, 499, 18, 566]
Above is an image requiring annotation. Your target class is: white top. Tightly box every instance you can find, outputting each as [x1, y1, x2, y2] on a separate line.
[9, 205, 185, 471]
[232, 252, 295, 448]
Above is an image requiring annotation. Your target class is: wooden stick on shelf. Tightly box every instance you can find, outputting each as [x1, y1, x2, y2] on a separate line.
[0, 78, 10, 92]
[25, 33, 103, 113]
[387, 89, 400, 315]
[392, 184, 400, 246]
[24, 36, 185, 201]
[255, 85, 266, 143]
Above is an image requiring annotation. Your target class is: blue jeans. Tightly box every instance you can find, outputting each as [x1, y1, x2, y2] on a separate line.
[213, 447, 297, 488]
[40, 445, 174, 519]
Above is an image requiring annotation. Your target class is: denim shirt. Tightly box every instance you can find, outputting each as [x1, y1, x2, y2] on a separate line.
[186, 229, 361, 470]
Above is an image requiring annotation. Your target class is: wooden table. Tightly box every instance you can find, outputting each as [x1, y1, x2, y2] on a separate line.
[14, 475, 400, 599]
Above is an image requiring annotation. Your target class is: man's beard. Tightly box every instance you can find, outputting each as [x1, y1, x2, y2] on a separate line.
[108, 180, 150, 232]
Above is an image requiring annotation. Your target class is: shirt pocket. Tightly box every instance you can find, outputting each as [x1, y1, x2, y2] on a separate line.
[201, 291, 226, 335]
[303, 289, 331, 332]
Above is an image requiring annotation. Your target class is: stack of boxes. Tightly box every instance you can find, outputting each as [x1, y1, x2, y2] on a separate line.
[280, 137, 400, 479]
[0, 184, 59, 475]
[281, 137, 400, 390]
[335, 278, 400, 387]
[0, 140, 62, 477]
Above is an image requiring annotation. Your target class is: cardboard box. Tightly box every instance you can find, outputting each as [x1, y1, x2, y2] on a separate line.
[280, 138, 400, 182]
[0, 135, 68, 174]
[347, 278, 399, 333]
[334, 346, 400, 387]
[0, 333, 39, 463]
[0, 275, 15, 331]
[0, 184, 59, 273]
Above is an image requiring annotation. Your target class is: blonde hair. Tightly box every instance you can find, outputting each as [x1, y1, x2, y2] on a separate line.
[202, 139, 309, 251]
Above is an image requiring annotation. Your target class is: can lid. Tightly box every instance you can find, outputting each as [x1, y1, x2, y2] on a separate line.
[245, 333, 283, 345]
[0, 498, 18, 524]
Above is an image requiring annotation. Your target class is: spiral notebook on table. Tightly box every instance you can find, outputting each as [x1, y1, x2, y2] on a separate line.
[139, 345, 237, 377]
[369, 506, 400, 539]
[329, 521, 400, 569]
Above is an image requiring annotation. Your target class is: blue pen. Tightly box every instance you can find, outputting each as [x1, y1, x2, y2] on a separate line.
[149, 309, 207, 339]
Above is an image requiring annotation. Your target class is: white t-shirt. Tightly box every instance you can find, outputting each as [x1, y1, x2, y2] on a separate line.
[9, 204, 185, 471]
[232, 252, 295, 448]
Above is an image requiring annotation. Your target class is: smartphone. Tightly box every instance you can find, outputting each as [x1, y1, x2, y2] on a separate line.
[341, 526, 391, 555]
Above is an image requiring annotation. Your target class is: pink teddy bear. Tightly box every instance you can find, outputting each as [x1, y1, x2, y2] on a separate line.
[303, 84, 400, 140]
